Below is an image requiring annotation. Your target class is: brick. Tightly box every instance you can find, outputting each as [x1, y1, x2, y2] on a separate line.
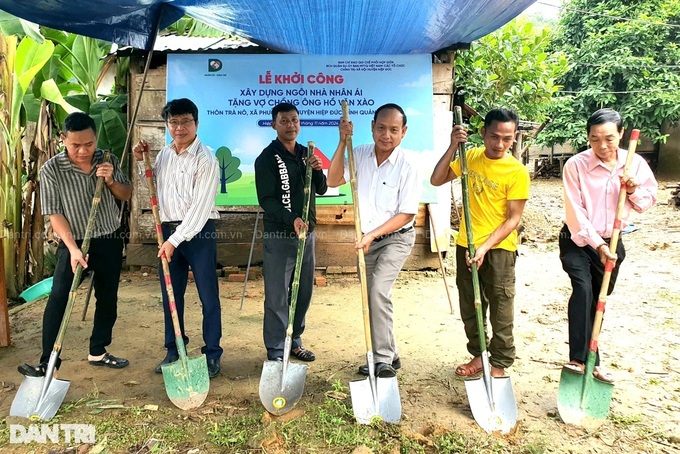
[314, 276, 327, 287]
[222, 266, 241, 274]
[326, 266, 343, 274]
[227, 273, 246, 282]
[245, 266, 262, 279]
[342, 266, 357, 274]
[188, 271, 194, 281]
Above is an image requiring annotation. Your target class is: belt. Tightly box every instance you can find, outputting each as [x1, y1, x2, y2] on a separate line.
[373, 225, 414, 242]
[162, 221, 182, 226]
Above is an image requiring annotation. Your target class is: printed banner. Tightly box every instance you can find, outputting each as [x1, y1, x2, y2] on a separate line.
[167, 54, 435, 206]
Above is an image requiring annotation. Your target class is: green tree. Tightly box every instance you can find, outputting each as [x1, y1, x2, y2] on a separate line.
[162, 15, 227, 37]
[455, 17, 569, 132]
[539, 0, 680, 148]
[214, 146, 241, 194]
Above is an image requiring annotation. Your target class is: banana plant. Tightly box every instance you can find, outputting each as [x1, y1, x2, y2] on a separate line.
[0, 13, 79, 297]
[30, 30, 128, 159]
[0, 33, 53, 298]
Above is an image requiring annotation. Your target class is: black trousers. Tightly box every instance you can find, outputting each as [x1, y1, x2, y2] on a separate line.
[558, 224, 625, 366]
[41, 235, 123, 368]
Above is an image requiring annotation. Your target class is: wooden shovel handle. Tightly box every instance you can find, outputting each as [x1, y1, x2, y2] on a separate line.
[142, 152, 185, 353]
[342, 101, 373, 354]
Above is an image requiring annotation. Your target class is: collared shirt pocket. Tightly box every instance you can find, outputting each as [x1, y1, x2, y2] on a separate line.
[376, 177, 399, 214]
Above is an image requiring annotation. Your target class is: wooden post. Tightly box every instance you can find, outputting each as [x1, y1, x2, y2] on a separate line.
[427, 204, 455, 314]
[513, 131, 523, 161]
[0, 236, 11, 346]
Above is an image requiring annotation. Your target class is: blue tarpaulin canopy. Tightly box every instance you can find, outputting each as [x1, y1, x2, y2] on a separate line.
[0, 1, 535, 54]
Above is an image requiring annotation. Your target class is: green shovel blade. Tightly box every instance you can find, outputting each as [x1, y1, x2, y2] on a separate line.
[161, 354, 210, 410]
[557, 366, 614, 429]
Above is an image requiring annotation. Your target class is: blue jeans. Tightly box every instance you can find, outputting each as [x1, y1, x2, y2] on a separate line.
[159, 220, 222, 361]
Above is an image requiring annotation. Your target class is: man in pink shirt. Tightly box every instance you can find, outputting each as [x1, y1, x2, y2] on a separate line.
[559, 108, 657, 382]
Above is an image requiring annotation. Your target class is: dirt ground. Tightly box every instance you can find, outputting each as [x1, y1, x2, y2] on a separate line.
[1, 179, 679, 453]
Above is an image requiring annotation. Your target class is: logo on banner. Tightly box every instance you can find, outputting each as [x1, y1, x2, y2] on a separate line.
[208, 59, 223, 72]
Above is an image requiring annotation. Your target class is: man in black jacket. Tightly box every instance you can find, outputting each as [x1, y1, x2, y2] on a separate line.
[255, 102, 328, 361]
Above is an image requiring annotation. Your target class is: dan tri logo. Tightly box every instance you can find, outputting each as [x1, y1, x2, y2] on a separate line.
[208, 59, 222, 72]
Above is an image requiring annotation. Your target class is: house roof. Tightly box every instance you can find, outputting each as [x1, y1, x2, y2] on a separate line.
[0, 0, 535, 54]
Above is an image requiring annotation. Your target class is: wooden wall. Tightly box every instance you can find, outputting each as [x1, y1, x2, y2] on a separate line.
[126, 60, 454, 270]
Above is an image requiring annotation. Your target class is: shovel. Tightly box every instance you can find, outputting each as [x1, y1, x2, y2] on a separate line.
[10, 153, 111, 421]
[259, 141, 315, 415]
[142, 151, 209, 410]
[454, 106, 517, 434]
[341, 101, 401, 424]
[557, 129, 640, 429]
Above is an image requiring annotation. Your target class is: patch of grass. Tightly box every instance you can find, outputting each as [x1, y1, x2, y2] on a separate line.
[207, 414, 261, 450]
[434, 431, 467, 452]
[281, 396, 385, 451]
[0, 419, 10, 446]
[609, 412, 643, 426]
[649, 378, 661, 385]
[88, 408, 198, 452]
[521, 440, 547, 454]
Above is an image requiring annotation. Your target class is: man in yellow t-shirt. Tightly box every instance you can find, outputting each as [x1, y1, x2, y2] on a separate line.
[430, 108, 530, 378]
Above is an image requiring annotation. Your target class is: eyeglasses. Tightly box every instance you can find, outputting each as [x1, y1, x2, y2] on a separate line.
[167, 119, 195, 128]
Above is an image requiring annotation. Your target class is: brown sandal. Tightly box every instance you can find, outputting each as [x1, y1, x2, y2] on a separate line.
[455, 357, 483, 377]
[593, 367, 615, 383]
[563, 361, 585, 375]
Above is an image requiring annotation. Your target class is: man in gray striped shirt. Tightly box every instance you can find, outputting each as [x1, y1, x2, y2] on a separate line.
[133, 98, 222, 379]
[18, 112, 132, 377]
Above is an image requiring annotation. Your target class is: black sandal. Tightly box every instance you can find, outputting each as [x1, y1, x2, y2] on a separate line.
[89, 353, 129, 369]
[18, 362, 47, 377]
[291, 347, 316, 362]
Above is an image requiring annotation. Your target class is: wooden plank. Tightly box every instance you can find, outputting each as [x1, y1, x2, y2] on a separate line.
[135, 212, 263, 244]
[0, 237, 11, 347]
[126, 243, 264, 268]
[433, 94, 451, 112]
[133, 206, 430, 245]
[130, 90, 167, 122]
[432, 63, 453, 94]
[125, 240, 437, 270]
[316, 204, 427, 226]
[131, 68, 167, 91]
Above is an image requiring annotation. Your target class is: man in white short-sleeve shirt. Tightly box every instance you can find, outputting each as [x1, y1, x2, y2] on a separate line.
[327, 103, 420, 377]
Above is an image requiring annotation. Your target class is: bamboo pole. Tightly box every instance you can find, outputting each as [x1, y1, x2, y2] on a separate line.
[427, 204, 455, 314]
[0, 235, 11, 346]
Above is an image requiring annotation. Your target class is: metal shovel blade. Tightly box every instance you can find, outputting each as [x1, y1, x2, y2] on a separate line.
[10, 376, 71, 420]
[557, 367, 613, 429]
[259, 360, 307, 415]
[465, 376, 517, 434]
[349, 376, 401, 424]
[161, 354, 210, 410]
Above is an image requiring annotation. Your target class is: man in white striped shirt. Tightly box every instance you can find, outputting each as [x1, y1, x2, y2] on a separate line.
[133, 98, 222, 379]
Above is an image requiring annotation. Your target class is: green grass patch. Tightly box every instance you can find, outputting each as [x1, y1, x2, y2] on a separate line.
[609, 412, 643, 426]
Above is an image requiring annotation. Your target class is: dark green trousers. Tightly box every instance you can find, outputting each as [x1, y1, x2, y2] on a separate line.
[455, 245, 517, 368]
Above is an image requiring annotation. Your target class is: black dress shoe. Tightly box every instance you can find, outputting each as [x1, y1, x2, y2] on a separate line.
[18, 362, 47, 377]
[154, 352, 179, 374]
[375, 362, 397, 378]
[358, 357, 401, 376]
[207, 358, 220, 378]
